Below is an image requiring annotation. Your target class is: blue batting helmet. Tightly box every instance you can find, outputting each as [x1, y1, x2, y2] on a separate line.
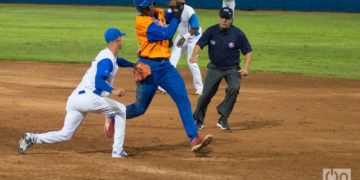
[134, 0, 156, 9]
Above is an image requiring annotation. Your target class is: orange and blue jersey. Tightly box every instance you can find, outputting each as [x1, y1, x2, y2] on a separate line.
[135, 8, 179, 59]
[126, 8, 199, 141]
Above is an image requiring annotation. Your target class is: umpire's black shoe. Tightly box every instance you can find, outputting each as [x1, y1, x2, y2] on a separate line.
[195, 120, 204, 130]
[217, 116, 230, 130]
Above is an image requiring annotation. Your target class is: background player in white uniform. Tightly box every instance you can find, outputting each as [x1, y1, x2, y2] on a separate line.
[159, 0, 203, 95]
[223, 0, 236, 14]
[16, 28, 135, 158]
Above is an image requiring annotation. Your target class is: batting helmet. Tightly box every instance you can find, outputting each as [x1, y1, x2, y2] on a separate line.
[134, 0, 156, 9]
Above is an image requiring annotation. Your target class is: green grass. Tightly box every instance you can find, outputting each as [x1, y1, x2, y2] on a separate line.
[0, 4, 360, 79]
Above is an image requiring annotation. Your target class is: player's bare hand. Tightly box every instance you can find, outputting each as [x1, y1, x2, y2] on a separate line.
[177, 37, 186, 47]
[112, 89, 125, 97]
[239, 69, 249, 78]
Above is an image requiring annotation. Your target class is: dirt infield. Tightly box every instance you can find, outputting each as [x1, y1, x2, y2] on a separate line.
[0, 61, 359, 179]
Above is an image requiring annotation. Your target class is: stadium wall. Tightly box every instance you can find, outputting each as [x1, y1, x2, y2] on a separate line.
[0, 0, 359, 13]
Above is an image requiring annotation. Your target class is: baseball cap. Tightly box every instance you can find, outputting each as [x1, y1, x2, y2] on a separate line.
[104, 28, 126, 43]
[219, 7, 233, 19]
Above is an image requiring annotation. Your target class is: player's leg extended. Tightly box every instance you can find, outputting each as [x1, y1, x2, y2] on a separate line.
[98, 97, 127, 157]
[193, 68, 224, 124]
[158, 37, 186, 94]
[112, 112, 126, 154]
[187, 39, 203, 93]
[33, 110, 86, 144]
[32, 95, 87, 144]
[159, 66, 198, 141]
[169, 36, 187, 68]
[217, 68, 240, 118]
[127, 68, 158, 118]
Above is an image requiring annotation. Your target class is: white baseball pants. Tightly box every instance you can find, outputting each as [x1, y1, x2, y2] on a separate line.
[223, 0, 236, 14]
[32, 91, 126, 153]
[169, 34, 203, 92]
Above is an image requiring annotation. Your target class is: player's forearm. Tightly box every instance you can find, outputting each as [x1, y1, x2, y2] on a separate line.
[95, 76, 113, 93]
[146, 18, 180, 42]
[166, 18, 180, 39]
[116, 58, 135, 68]
[243, 52, 252, 70]
[181, 29, 198, 41]
[189, 29, 199, 36]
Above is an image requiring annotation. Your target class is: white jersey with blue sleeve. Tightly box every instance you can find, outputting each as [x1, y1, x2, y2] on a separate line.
[73, 48, 118, 97]
[178, 5, 202, 38]
[31, 47, 132, 156]
[168, 4, 204, 94]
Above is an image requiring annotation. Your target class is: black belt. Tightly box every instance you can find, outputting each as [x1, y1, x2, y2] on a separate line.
[140, 57, 168, 61]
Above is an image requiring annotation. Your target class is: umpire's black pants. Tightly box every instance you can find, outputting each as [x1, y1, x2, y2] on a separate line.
[193, 67, 241, 123]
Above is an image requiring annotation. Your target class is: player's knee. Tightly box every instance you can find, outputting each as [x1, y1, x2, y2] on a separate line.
[126, 103, 148, 118]
[60, 130, 75, 141]
[135, 108, 146, 116]
[116, 103, 126, 114]
[188, 63, 199, 70]
[226, 87, 240, 95]
[133, 103, 146, 116]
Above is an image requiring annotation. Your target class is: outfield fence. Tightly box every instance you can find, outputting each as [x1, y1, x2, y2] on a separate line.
[0, 0, 359, 12]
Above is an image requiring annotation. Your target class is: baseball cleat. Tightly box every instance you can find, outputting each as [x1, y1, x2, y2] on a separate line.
[112, 150, 128, 158]
[217, 116, 231, 130]
[104, 115, 115, 138]
[17, 133, 34, 154]
[191, 134, 213, 152]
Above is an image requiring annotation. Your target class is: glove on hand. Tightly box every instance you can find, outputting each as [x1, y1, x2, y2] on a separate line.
[134, 62, 151, 81]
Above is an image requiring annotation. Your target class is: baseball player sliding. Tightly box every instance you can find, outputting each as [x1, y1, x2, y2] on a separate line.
[16, 28, 145, 158]
[158, 0, 203, 95]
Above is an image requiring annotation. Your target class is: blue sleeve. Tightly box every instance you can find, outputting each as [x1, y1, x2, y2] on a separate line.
[165, 11, 174, 24]
[116, 57, 134, 68]
[95, 59, 113, 93]
[146, 18, 180, 42]
[238, 32, 252, 55]
[196, 28, 211, 49]
[189, 14, 200, 29]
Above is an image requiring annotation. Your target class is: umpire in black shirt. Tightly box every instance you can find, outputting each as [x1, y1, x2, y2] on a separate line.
[190, 7, 252, 130]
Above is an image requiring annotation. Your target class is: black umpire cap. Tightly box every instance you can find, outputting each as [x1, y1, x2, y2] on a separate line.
[219, 7, 233, 19]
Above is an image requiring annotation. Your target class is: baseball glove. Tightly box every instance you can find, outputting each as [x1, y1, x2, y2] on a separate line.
[134, 62, 151, 81]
